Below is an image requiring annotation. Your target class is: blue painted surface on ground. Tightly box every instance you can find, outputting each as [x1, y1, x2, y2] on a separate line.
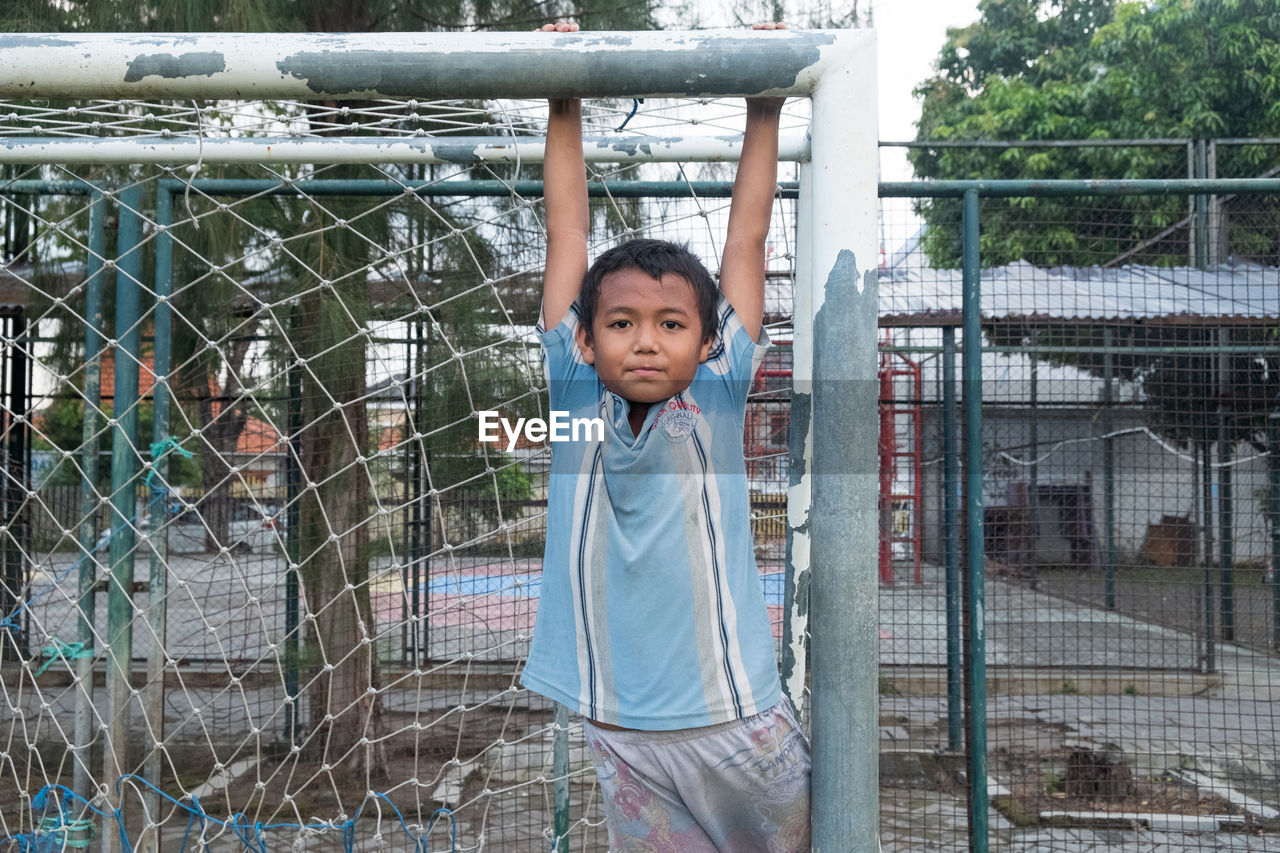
[425, 573, 542, 596]
[423, 571, 787, 605]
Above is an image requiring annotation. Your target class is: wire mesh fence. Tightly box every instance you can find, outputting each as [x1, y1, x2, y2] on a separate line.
[2, 81, 1279, 853]
[880, 180, 1280, 851]
[0, 93, 808, 851]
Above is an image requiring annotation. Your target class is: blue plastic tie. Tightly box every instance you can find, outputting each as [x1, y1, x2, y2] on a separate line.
[145, 436, 193, 491]
[33, 638, 94, 677]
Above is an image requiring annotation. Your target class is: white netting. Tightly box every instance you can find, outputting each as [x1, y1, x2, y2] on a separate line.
[0, 95, 802, 851]
[0, 97, 807, 140]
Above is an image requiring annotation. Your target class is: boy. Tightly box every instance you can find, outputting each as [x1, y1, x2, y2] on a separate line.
[522, 22, 810, 852]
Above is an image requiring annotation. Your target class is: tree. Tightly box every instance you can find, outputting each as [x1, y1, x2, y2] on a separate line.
[912, 0, 1280, 268]
[11, 0, 660, 780]
[915, 1, 1280, 514]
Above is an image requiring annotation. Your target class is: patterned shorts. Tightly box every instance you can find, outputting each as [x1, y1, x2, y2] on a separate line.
[583, 698, 811, 852]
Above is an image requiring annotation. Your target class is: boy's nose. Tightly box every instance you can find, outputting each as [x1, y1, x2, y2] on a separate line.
[634, 323, 658, 351]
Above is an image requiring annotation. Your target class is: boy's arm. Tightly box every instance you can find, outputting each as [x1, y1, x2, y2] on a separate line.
[719, 97, 783, 344]
[541, 96, 589, 331]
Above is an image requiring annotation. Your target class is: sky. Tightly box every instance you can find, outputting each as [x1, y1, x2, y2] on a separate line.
[872, 0, 981, 181]
[867, 0, 982, 251]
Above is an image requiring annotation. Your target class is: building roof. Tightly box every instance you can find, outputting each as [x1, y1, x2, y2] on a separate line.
[93, 352, 285, 456]
[879, 258, 1280, 327]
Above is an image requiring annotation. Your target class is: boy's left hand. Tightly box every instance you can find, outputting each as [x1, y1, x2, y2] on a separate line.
[750, 23, 788, 111]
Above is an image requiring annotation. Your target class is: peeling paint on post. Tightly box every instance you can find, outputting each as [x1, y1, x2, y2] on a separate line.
[271, 36, 826, 98]
[124, 51, 225, 82]
[782, 163, 814, 712]
[804, 30, 879, 853]
[0, 30, 844, 100]
[809, 256, 879, 852]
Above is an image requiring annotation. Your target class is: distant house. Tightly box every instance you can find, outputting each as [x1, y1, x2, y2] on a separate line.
[91, 351, 288, 499]
[878, 246, 1280, 568]
[733, 243, 1280, 568]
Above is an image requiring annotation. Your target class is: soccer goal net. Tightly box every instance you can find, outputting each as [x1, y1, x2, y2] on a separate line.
[0, 30, 877, 852]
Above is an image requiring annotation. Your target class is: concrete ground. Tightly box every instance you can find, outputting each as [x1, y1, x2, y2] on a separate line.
[5, 552, 1278, 850]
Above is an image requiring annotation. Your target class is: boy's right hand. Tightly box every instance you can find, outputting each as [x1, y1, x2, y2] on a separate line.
[539, 20, 588, 332]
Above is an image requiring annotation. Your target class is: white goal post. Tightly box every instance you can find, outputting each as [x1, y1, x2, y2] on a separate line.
[2, 28, 878, 851]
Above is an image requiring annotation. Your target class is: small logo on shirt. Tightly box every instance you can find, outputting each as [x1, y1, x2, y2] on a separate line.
[655, 399, 701, 443]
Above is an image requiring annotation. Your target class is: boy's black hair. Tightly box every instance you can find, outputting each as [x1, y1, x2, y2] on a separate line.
[577, 239, 719, 342]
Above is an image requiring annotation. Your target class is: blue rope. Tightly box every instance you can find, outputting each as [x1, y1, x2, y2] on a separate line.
[5, 433, 464, 851]
[177, 795, 205, 853]
[6, 765, 461, 850]
[8, 777, 460, 852]
[615, 98, 643, 132]
[145, 437, 193, 492]
[32, 638, 94, 677]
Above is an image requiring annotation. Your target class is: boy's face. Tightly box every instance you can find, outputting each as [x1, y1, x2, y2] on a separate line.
[577, 267, 714, 405]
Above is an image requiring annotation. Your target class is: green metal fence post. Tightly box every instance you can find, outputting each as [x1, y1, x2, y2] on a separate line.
[1028, 352, 1039, 591]
[1103, 327, 1116, 610]
[942, 326, 963, 752]
[962, 188, 989, 853]
[1269, 410, 1279, 652]
[1218, 330, 1234, 642]
[103, 184, 145, 848]
[553, 702, 570, 853]
[74, 189, 107, 802]
[1199, 332, 1216, 673]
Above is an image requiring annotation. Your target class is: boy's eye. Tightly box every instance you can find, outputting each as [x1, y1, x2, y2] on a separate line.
[661, 320, 683, 330]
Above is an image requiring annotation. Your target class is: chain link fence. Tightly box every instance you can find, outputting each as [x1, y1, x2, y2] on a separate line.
[3, 80, 1278, 853]
[879, 169, 1279, 851]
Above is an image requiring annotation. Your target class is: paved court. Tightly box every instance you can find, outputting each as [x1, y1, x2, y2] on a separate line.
[10, 550, 1279, 850]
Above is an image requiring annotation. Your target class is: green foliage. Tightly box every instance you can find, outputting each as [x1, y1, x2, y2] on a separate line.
[9, 0, 661, 532]
[32, 396, 201, 487]
[912, 0, 1280, 267]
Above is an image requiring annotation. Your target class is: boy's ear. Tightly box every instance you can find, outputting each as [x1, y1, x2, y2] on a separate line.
[698, 332, 715, 363]
[575, 323, 596, 365]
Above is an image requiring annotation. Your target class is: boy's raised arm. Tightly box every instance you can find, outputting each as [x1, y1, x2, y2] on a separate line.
[719, 96, 783, 345]
[541, 96, 589, 331]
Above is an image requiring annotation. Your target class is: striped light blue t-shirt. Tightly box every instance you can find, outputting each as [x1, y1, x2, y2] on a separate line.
[521, 292, 781, 730]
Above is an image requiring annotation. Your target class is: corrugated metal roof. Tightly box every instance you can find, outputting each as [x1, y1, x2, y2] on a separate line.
[880, 260, 1280, 326]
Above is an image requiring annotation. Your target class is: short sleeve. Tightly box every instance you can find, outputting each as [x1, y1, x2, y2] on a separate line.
[538, 301, 598, 411]
[700, 292, 771, 406]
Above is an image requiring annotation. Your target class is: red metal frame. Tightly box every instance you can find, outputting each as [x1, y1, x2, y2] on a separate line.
[747, 336, 924, 586]
[879, 336, 923, 585]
